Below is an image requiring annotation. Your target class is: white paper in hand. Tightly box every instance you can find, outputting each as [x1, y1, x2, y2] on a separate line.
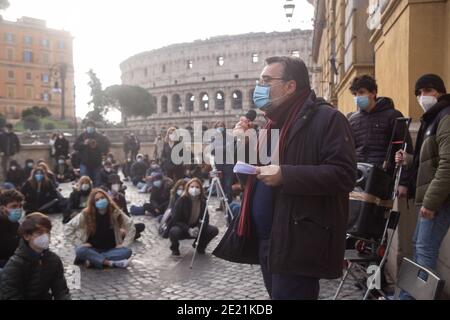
[233, 161, 258, 175]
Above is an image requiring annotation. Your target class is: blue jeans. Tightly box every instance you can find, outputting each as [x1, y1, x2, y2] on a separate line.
[258, 239, 320, 300]
[75, 246, 132, 269]
[80, 165, 102, 187]
[399, 202, 450, 300]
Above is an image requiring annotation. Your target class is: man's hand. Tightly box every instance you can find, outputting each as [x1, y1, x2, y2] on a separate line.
[256, 165, 283, 187]
[84, 139, 90, 145]
[420, 206, 435, 220]
[397, 186, 408, 199]
[81, 243, 92, 248]
[115, 244, 124, 249]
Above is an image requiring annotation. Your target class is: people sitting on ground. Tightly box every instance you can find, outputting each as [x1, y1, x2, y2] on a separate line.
[20, 168, 59, 215]
[139, 161, 164, 193]
[102, 174, 145, 240]
[168, 178, 219, 256]
[23, 159, 35, 180]
[0, 213, 71, 300]
[0, 189, 24, 268]
[5, 160, 26, 189]
[63, 176, 93, 224]
[105, 153, 120, 172]
[158, 179, 187, 238]
[54, 156, 75, 183]
[64, 188, 135, 269]
[98, 160, 116, 188]
[143, 173, 173, 218]
[36, 160, 58, 187]
[131, 154, 148, 187]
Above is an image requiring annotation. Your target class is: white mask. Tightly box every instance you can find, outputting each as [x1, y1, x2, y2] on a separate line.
[176, 189, 183, 197]
[189, 187, 201, 197]
[112, 184, 121, 192]
[418, 95, 438, 112]
[33, 233, 50, 250]
[169, 133, 178, 141]
[81, 184, 90, 191]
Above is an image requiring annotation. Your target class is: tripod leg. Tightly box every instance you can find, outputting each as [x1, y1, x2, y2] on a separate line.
[190, 178, 215, 269]
[214, 176, 234, 223]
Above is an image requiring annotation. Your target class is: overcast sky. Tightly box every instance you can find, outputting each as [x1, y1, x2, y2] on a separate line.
[3, 0, 314, 121]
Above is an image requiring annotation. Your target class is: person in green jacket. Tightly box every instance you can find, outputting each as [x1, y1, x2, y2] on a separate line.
[396, 74, 450, 300]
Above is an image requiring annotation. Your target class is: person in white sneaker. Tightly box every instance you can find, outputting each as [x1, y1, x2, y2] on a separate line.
[64, 189, 135, 269]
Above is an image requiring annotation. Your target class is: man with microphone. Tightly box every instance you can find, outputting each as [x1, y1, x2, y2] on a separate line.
[232, 56, 356, 300]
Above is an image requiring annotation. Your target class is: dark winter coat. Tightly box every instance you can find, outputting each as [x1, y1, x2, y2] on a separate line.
[73, 131, 110, 169]
[0, 215, 20, 268]
[170, 195, 209, 233]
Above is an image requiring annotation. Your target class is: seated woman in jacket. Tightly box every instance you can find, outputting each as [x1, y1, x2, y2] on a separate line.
[0, 213, 70, 300]
[131, 154, 148, 188]
[64, 188, 135, 269]
[62, 176, 93, 224]
[143, 173, 173, 218]
[54, 156, 75, 183]
[158, 178, 187, 238]
[20, 168, 59, 215]
[0, 189, 24, 268]
[36, 161, 58, 187]
[168, 178, 219, 256]
[5, 160, 26, 189]
[23, 159, 35, 180]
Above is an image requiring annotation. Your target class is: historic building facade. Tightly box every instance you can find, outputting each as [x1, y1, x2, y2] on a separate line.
[121, 30, 313, 136]
[0, 16, 75, 122]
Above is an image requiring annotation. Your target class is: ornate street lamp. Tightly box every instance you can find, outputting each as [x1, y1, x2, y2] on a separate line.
[50, 63, 68, 120]
[284, 0, 296, 22]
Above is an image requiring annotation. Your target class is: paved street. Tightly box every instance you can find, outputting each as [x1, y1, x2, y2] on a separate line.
[48, 180, 364, 300]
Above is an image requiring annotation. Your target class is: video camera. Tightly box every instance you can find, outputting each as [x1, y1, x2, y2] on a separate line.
[209, 155, 223, 179]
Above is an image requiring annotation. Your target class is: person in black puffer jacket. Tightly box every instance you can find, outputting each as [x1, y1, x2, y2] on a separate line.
[348, 75, 414, 191]
[0, 213, 70, 300]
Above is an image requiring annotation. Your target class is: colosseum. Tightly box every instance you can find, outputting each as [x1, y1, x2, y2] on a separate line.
[120, 29, 313, 137]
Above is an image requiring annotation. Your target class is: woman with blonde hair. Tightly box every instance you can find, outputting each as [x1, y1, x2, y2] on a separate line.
[168, 178, 218, 256]
[62, 176, 93, 224]
[64, 188, 135, 269]
[161, 127, 185, 181]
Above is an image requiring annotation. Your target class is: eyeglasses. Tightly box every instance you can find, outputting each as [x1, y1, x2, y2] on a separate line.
[256, 76, 286, 85]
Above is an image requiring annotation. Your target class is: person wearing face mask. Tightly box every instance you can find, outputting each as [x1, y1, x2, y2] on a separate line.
[52, 132, 69, 164]
[73, 120, 111, 187]
[0, 190, 25, 269]
[229, 56, 356, 300]
[53, 156, 75, 183]
[395, 74, 450, 300]
[5, 160, 26, 189]
[0, 212, 70, 300]
[142, 161, 163, 193]
[131, 154, 149, 188]
[348, 75, 414, 193]
[161, 127, 185, 181]
[63, 176, 93, 224]
[98, 160, 116, 188]
[168, 178, 219, 256]
[158, 179, 187, 238]
[0, 123, 21, 180]
[143, 173, 173, 218]
[20, 169, 59, 215]
[64, 189, 135, 269]
[23, 159, 35, 180]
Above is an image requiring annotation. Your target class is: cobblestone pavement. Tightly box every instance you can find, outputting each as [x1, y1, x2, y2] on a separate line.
[48, 180, 364, 300]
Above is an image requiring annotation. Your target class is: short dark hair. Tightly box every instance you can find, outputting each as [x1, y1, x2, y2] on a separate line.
[350, 75, 378, 94]
[18, 213, 52, 237]
[86, 120, 95, 127]
[6, 123, 13, 130]
[0, 189, 25, 206]
[265, 56, 311, 93]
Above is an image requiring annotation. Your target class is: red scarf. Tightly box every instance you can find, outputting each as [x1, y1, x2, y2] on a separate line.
[237, 89, 311, 237]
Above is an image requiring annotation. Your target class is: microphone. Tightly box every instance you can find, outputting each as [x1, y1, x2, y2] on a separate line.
[245, 110, 257, 122]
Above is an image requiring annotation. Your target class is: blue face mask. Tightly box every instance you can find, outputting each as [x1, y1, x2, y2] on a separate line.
[253, 84, 272, 109]
[355, 96, 370, 111]
[86, 127, 95, 134]
[95, 198, 109, 210]
[216, 127, 225, 134]
[34, 174, 44, 182]
[153, 180, 162, 188]
[8, 208, 23, 223]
